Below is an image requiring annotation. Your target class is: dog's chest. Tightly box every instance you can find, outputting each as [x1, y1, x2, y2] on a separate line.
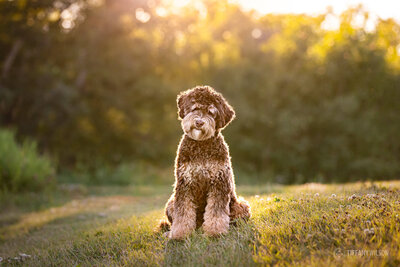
[178, 161, 225, 184]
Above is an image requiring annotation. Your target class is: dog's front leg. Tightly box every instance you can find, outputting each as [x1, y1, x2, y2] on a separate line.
[169, 188, 196, 240]
[203, 174, 230, 236]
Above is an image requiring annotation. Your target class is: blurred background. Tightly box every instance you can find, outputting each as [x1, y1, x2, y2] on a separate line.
[1, 0, 399, 193]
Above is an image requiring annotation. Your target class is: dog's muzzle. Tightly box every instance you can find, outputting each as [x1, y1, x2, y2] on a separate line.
[195, 118, 205, 128]
[182, 112, 216, 141]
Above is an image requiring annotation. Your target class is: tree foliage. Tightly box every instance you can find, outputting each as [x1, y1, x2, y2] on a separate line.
[1, 0, 399, 183]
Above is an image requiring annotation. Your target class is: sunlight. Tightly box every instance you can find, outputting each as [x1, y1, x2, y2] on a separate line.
[231, 0, 400, 22]
[60, 2, 82, 30]
[135, 8, 151, 23]
[1, 196, 135, 240]
[162, 0, 207, 17]
[161, 0, 399, 32]
[162, 0, 193, 10]
[171, 0, 191, 8]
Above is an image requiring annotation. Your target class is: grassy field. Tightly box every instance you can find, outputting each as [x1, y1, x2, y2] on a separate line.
[1, 181, 399, 266]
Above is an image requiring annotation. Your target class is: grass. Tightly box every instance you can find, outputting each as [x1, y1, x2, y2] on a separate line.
[0, 181, 399, 266]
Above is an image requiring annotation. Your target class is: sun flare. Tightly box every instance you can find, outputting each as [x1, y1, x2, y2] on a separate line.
[166, 0, 400, 22]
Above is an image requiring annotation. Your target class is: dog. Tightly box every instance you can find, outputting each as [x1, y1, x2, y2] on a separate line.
[160, 85, 251, 239]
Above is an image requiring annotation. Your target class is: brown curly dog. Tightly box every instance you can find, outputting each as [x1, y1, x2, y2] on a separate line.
[160, 85, 251, 239]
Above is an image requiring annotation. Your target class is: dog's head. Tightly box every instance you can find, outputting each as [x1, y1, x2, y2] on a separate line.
[177, 86, 235, 141]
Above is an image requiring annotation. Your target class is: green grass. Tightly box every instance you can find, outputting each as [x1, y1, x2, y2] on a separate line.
[1, 181, 400, 266]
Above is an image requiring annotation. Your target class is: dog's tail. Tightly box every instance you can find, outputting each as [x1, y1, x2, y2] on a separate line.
[158, 219, 170, 232]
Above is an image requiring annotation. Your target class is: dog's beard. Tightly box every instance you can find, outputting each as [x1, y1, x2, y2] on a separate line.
[182, 114, 215, 141]
[192, 129, 203, 140]
[187, 127, 214, 141]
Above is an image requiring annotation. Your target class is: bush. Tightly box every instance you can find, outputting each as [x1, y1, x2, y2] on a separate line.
[0, 129, 55, 192]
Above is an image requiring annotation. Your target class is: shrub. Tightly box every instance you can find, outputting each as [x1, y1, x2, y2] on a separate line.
[0, 129, 55, 192]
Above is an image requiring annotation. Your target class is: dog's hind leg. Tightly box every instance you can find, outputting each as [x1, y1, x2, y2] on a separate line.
[229, 195, 251, 224]
[158, 196, 174, 233]
[165, 196, 174, 224]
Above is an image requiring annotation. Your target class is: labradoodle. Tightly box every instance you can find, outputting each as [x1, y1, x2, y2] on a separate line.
[160, 85, 251, 239]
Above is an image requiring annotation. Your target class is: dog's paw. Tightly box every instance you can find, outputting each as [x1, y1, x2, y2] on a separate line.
[203, 214, 230, 237]
[168, 227, 192, 240]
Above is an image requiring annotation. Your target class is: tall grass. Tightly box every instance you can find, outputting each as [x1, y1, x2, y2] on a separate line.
[0, 129, 55, 193]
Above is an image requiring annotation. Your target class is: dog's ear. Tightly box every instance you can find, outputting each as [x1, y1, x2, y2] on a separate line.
[177, 92, 188, 119]
[216, 95, 235, 129]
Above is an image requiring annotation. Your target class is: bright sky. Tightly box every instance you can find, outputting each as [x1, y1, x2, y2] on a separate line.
[167, 0, 400, 31]
[234, 0, 400, 21]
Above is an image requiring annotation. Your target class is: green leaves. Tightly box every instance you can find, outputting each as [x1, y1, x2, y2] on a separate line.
[0, 129, 55, 192]
[1, 1, 400, 183]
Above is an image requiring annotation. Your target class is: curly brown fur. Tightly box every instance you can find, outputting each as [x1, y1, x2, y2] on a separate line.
[161, 85, 251, 239]
[158, 219, 171, 232]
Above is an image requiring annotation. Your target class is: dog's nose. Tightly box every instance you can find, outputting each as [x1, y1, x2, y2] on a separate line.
[195, 119, 204, 128]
